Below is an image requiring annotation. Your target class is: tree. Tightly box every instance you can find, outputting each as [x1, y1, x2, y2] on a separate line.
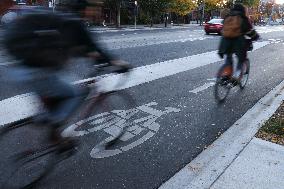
[169, 0, 197, 24]
[138, 0, 172, 27]
[195, 0, 229, 24]
[196, 0, 218, 24]
[170, 0, 197, 16]
[104, 0, 123, 27]
[235, 0, 259, 8]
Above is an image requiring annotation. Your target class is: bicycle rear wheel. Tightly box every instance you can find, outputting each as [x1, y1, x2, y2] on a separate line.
[2, 145, 57, 189]
[0, 117, 33, 139]
[2, 139, 76, 189]
[214, 64, 232, 103]
[239, 59, 250, 89]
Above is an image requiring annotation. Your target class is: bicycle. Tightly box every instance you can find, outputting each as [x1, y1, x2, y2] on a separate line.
[0, 64, 135, 189]
[214, 55, 250, 103]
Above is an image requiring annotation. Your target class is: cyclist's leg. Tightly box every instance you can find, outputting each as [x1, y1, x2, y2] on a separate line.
[225, 53, 233, 66]
[48, 83, 87, 124]
[236, 49, 247, 71]
[219, 53, 233, 79]
[33, 76, 88, 143]
[235, 49, 247, 78]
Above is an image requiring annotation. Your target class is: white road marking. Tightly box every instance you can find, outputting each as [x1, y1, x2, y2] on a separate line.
[0, 93, 40, 126]
[95, 41, 269, 92]
[189, 82, 215, 94]
[61, 102, 181, 158]
[256, 26, 284, 34]
[96, 26, 283, 50]
[104, 36, 214, 50]
[0, 41, 270, 126]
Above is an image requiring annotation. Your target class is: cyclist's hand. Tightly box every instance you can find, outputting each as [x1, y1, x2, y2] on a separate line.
[218, 52, 224, 59]
[110, 60, 132, 73]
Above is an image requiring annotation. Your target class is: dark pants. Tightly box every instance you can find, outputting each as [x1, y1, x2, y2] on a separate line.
[219, 37, 249, 71]
[225, 49, 247, 71]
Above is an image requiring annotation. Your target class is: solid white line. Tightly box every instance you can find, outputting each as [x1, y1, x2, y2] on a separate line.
[159, 76, 284, 189]
[0, 93, 40, 126]
[0, 41, 270, 126]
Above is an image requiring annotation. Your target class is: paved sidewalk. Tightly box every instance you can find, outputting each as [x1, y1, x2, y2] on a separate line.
[159, 80, 284, 189]
[211, 138, 284, 189]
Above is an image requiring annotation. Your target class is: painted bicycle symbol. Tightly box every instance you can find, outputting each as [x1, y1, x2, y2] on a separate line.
[62, 102, 180, 158]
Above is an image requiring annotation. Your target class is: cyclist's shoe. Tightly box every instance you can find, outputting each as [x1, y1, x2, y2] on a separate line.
[220, 76, 230, 86]
[116, 64, 132, 74]
[111, 60, 132, 73]
[231, 79, 239, 87]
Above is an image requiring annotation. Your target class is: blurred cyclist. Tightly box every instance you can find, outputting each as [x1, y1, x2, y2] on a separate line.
[3, 0, 130, 146]
[218, 4, 253, 79]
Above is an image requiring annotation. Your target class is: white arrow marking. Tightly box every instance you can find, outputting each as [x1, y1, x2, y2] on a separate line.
[189, 82, 215, 94]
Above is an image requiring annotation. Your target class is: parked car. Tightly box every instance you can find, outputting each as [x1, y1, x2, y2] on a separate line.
[1, 5, 42, 26]
[1, 11, 18, 25]
[1, 5, 91, 27]
[204, 19, 224, 35]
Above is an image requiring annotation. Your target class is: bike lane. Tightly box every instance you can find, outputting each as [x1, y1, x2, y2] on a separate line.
[23, 42, 284, 189]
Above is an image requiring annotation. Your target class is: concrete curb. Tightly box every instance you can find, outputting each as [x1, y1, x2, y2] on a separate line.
[159, 80, 284, 189]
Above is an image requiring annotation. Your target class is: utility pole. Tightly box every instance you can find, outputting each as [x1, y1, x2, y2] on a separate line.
[202, 0, 205, 24]
[134, 0, 137, 29]
[49, 0, 55, 12]
[165, 13, 169, 27]
[201, 0, 205, 25]
[52, 0, 55, 12]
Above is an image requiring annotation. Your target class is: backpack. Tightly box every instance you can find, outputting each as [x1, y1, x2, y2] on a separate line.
[3, 11, 75, 68]
[222, 15, 242, 38]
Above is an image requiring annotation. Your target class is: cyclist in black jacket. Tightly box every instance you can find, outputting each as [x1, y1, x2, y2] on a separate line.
[218, 4, 252, 79]
[3, 0, 130, 144]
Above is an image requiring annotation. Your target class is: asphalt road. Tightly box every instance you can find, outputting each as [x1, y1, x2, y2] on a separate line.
[1, 25, 284, 189]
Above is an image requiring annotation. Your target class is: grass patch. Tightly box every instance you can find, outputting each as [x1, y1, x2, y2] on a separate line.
[261, 118, 284, 136]
[256, 103, 284, 145]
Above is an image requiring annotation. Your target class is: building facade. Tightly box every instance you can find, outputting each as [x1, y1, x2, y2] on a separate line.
[0, 0, 48, 16]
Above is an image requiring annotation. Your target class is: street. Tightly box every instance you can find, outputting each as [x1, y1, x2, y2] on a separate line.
[1, 25, 284, 188]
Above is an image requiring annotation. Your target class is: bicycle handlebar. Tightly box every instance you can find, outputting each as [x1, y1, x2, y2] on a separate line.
[83, 63, 132, 91]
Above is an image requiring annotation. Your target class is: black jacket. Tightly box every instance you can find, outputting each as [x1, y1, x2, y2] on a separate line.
[4, 9, 114, 68]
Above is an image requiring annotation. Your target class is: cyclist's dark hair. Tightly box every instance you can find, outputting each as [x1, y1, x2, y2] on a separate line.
[232, 4, 246, 16]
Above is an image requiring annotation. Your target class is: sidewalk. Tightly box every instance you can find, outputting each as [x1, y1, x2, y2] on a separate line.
[160, 80, 284, 189]
[89, 24, 202, 32]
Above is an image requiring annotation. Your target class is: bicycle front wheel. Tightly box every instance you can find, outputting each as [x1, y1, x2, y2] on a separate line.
[214, 64, 232, 103]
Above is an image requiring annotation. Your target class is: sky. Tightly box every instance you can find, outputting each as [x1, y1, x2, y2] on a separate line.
[276, 0, 284, 4]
